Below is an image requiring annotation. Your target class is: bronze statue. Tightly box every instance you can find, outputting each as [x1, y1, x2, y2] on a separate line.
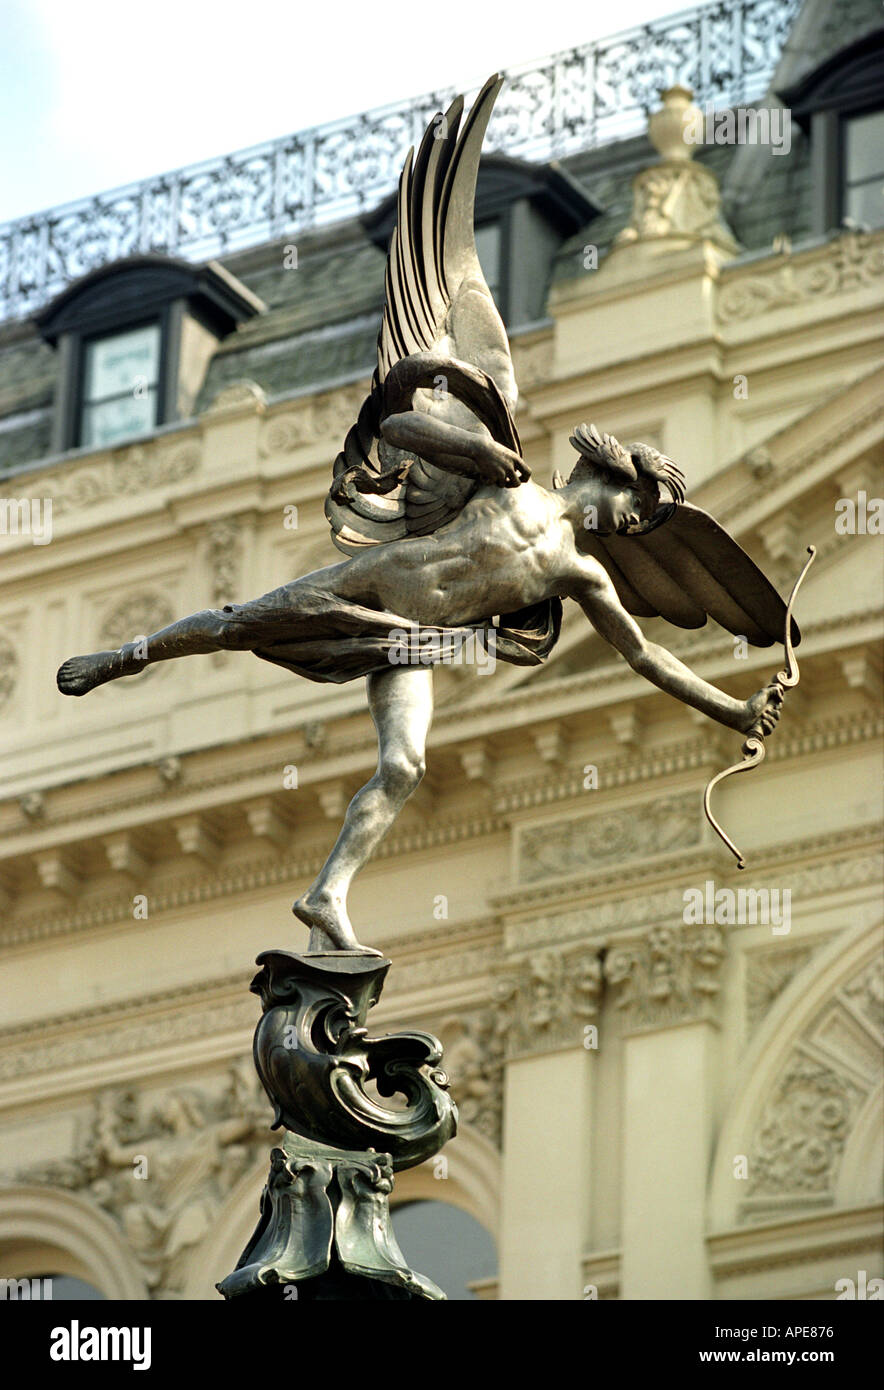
[58, 76, 791, 956]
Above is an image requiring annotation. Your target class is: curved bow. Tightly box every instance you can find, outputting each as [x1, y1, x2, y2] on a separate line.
[703, 545, 816, 869]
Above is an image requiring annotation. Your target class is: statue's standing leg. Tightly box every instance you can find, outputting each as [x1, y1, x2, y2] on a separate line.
[294, 666, 434, 954]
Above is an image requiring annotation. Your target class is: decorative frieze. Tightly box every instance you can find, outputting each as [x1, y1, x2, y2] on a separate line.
[605, 924, 726, 1032]
[517, 792, 699, 883]
[717, 229, 884, 324]
[35, 440, 201, 517]
[259, 384, 367, 456]
[495, 946, 603, 1058]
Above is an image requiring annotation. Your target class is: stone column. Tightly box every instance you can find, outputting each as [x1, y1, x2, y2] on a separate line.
[605, 924, 726, 1299]
[495, 948, 601, 1300]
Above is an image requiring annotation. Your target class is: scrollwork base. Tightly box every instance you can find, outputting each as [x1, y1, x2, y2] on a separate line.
[217, 1131, 444, 1300]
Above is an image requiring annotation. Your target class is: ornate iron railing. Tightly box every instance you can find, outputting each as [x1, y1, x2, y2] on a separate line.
[0, 0, 799, 322]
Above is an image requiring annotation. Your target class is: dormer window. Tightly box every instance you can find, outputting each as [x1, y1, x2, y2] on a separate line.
[80, 322, 162, 448]
[362, 153, 600, 330]
[843, 109, 884, 227]
[779, 30, 884, 235]
[35, 255, 263, 454]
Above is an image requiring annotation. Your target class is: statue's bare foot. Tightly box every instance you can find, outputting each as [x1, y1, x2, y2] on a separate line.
[57, 651, 126, 696]
[293, 889, 382, 956]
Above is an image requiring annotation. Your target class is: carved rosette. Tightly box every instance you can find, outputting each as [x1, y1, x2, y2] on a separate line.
[740, 952, 884, 1218]
[250, 951, 457, 1169]
[99, 592, 175, 683]
[746, 1057, 863, 1200]
[605, 924, 726, 1032]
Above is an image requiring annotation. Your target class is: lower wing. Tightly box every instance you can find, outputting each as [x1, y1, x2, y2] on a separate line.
[580, 503, 800, 648]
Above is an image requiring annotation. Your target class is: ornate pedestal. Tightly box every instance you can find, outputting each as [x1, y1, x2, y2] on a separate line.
[217, 951, 457, 1300]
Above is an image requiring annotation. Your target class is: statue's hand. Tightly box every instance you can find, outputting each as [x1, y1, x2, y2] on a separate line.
[473, 439, 531, 488]
[743, 683, 784, 737]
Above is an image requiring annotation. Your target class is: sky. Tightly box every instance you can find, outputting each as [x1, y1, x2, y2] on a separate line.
[0, 0, 689, 223]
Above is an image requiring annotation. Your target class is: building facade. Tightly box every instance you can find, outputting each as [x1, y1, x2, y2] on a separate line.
[0, 0, 881, 1300]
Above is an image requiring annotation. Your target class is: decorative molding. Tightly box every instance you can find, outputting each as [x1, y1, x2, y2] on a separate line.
[32, 849, 80, 897]
[0, 620, 879, 852]
[0, 922, 502, 1086]
[491, 706, 883, 819]
[745, 942, 820, 1034]
[717, 230, 884, 323]
[259, 384, 368, 456]
[517, 791, 699, 883]
[495, 946, 603, 1058]
[498, 831, 883, 949]
[7, 1063, 273, 1297]
[31, 440, 201, 517]
[719, 399, 884, 530]
[0, 632, 18, 713]
[605, 923, 726, 1032]
[206, 517, 242, 609]
[173, 815, 219, 864]
[708, 1202, 884, 1282]
[740, 954, 884, 1218]
[98, 592, 175, 685]
[104, 832, 150, 881]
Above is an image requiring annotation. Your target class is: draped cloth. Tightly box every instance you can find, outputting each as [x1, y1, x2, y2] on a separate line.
[217, 582, 563, 685]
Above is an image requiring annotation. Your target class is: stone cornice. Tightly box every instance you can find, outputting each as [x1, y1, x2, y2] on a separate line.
[3, 610, 878, 855]
[707, 1202, 884, 1281]
[0, 705, 879, 949]
[494, 823, 883, 946]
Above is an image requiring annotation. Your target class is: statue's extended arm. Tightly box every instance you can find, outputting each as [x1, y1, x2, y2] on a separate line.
[381, 410, 529, 488]
[570, 565, 782, 735]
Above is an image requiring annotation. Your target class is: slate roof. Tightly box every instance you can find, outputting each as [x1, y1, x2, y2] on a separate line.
[0, 0, 874, 479]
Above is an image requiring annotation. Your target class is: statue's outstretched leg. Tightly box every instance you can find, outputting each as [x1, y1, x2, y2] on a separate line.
[294, 666, 434, 954]
[56, 593, 305, 695]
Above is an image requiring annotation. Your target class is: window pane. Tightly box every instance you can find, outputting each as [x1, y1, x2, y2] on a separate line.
[844, 110, 884, 184]
[845, 180, 884, 229]
[81, 387, 157, 448]
[475, 221, 501, 301]
[83, 324, 160, 403]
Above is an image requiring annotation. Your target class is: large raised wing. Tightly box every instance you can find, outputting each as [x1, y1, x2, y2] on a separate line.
[326, 75, 518, 554]
[581, 503, 800, 648]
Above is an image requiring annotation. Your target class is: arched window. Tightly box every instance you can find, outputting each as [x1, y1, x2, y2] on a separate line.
[391, 1198, 497, 1300]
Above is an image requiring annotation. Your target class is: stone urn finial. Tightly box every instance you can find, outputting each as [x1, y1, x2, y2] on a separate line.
[648, 84, 701, 162]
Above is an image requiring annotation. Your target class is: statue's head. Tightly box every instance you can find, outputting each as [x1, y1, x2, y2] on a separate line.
[562, 423, 685, 536]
